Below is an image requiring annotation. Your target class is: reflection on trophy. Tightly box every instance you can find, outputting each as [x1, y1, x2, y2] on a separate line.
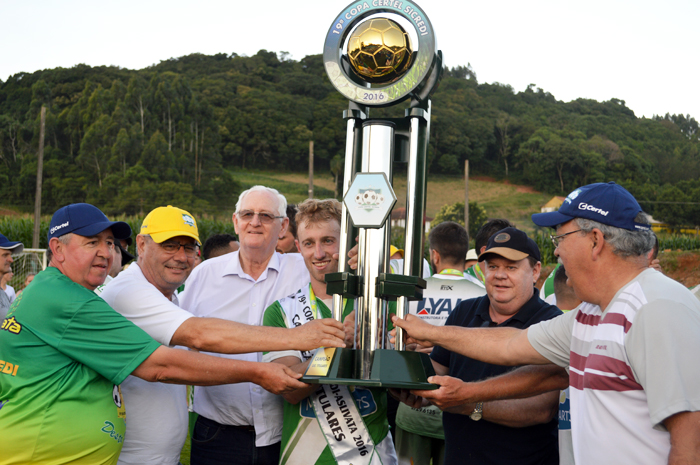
[302, 0, 442, 389]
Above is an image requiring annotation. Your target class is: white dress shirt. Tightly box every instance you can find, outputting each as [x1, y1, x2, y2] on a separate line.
[179, 251, 310, 447]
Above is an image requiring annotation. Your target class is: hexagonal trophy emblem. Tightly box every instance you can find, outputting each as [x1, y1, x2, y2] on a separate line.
[344, 173, 397, 228]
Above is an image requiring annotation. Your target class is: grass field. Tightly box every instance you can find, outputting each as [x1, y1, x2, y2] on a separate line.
[1, 170, 552, 234]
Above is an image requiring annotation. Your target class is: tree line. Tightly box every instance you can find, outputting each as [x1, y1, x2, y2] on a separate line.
[0, 51, 698, 226]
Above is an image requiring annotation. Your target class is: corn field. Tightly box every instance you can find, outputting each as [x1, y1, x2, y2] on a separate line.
[534, 229, 700, 266]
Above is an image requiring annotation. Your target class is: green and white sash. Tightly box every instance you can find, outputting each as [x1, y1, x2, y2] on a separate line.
[277, 285, 384, 465]
[311, 384, 382, 465]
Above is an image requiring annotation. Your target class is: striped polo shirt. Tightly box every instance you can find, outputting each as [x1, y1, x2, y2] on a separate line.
[529, 269, 700, 465]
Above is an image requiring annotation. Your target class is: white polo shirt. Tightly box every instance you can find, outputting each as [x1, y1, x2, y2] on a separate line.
[100, 263, 194, 465]
[179, 250, 310, 447]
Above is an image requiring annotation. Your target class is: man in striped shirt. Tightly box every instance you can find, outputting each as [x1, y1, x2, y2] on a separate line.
[393, 182, 700, 464]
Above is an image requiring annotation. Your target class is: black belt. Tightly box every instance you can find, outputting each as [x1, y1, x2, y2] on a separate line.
[198, 415, 256, 432]
[230, 424, 256, 432]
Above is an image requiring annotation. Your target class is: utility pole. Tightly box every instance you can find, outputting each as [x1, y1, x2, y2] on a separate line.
[308, 140, 314, 199]
[33, 106, 46, 248]
[464, 159, 469, 235]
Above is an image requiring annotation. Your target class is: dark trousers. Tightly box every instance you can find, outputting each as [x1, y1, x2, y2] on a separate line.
[190, 415, 281, 465]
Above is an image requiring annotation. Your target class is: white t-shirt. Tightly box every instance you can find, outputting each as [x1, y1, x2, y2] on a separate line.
[389, 258, 432, 279]
[179, 251, 310, 447]
[100, 263, 194, 465]
[528, 269, 700, 465]
[5, 284, 15, 302]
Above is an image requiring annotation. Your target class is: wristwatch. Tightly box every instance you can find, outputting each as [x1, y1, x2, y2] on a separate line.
[470, 402, 483, 421]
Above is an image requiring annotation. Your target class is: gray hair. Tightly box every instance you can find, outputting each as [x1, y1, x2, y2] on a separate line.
[235, 185, 287, 217]
[57, 233, 74, 245]
[574, 212, 655, 258]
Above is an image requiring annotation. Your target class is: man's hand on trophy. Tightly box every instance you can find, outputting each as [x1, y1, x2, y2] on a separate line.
[411, 376, 476, 411]
[347, 242, 359, 270]
[389, 388, 429, 409]
[291, 318, 346, 351]
[331, 239, 360, 270]
[390, 314, 437, 349]
[409, 343, 434, 355]
[342, 310, 357, 348]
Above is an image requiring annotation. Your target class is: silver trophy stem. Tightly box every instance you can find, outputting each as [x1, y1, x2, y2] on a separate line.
[355, 121, 394, 379]
[333, 116, 363, 323]
[396, 104, 432, 350]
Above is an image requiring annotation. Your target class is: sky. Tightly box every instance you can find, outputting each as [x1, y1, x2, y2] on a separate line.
[1, 0, 698, 120]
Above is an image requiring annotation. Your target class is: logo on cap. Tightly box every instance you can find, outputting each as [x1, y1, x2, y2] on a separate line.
[578, 203, 609, 216]
[565, 189, 581, 204]
[50, 222, 69, 235]
[182, 214, 195, 227]
[494, 233, 511, 243]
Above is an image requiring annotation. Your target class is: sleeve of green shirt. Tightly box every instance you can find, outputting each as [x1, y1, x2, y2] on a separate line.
[58, 296, 161, 385]
[262, 301, 299, 362]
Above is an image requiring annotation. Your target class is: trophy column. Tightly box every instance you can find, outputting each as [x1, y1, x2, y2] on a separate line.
[302, 0, 443, 389]
[355, 122, 395, 379]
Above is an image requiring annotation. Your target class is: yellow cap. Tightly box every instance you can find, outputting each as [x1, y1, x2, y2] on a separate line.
[390, 245, 404, 258]
[140, 205, 201, 244]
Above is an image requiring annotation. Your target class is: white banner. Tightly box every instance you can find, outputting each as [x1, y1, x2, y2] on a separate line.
[311, 384, 382, 465]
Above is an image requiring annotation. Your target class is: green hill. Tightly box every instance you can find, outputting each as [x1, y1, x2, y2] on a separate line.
[1, 51, 698, 226]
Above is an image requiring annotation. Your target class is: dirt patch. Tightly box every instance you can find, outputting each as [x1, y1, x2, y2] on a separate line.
[660, 251, 700, 288]
[471, 176, 541, 194]
[515, 185, 540, 194]
[537, 251, 700, 294]
[0, 208, 22, 216]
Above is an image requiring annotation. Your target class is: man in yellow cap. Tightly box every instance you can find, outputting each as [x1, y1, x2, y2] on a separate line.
[0, 203, 320, 465]
[101, 205, 346, 465]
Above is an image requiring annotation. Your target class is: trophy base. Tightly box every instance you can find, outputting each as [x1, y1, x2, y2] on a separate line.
[301, 348, 437, 390]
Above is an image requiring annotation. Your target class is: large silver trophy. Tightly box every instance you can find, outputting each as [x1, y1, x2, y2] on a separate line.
[302, 0, 442, 389]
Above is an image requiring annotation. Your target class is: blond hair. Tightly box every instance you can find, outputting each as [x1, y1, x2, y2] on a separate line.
[295, 199, 342, 229]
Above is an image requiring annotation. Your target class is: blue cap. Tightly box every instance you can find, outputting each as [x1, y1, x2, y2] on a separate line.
[532, 182, 650, 231]
[48, 203, 132, 242]
[0, 234, 24, 254]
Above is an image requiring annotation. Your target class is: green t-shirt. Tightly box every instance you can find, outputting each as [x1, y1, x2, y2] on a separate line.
[465, 263, 485, 285]
[263, 288, 390, 465]
[539, 262, 561, 303]
[0, 267, 161, 465]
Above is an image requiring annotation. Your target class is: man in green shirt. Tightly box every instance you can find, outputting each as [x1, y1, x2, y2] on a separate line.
[0, 203, 307, 465]
[263, 199, 397, 465]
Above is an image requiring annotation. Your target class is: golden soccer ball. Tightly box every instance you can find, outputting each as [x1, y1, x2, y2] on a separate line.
[347, 18, 413, 84]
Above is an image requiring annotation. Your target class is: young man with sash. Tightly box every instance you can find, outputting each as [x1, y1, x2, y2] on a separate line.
[263, 199, 398, 465]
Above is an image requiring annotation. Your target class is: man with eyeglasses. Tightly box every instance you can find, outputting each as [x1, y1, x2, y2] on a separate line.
[99, 205, 345, 465]
[180, 185, 332, 465]
[392, 182, 700, 464]
[0, 203, 320, 465]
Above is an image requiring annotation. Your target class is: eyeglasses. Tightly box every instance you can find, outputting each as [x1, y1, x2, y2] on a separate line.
[550, 229, 583, 247]
[237, 211, 284, 224]
[158, 241, 199, 257]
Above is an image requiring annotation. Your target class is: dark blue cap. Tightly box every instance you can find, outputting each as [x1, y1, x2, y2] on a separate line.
[0, 234, 24, 254]
[48, 203, 131, 242]
[479, 227, 541, 263]
[532, 182, 650, 231]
